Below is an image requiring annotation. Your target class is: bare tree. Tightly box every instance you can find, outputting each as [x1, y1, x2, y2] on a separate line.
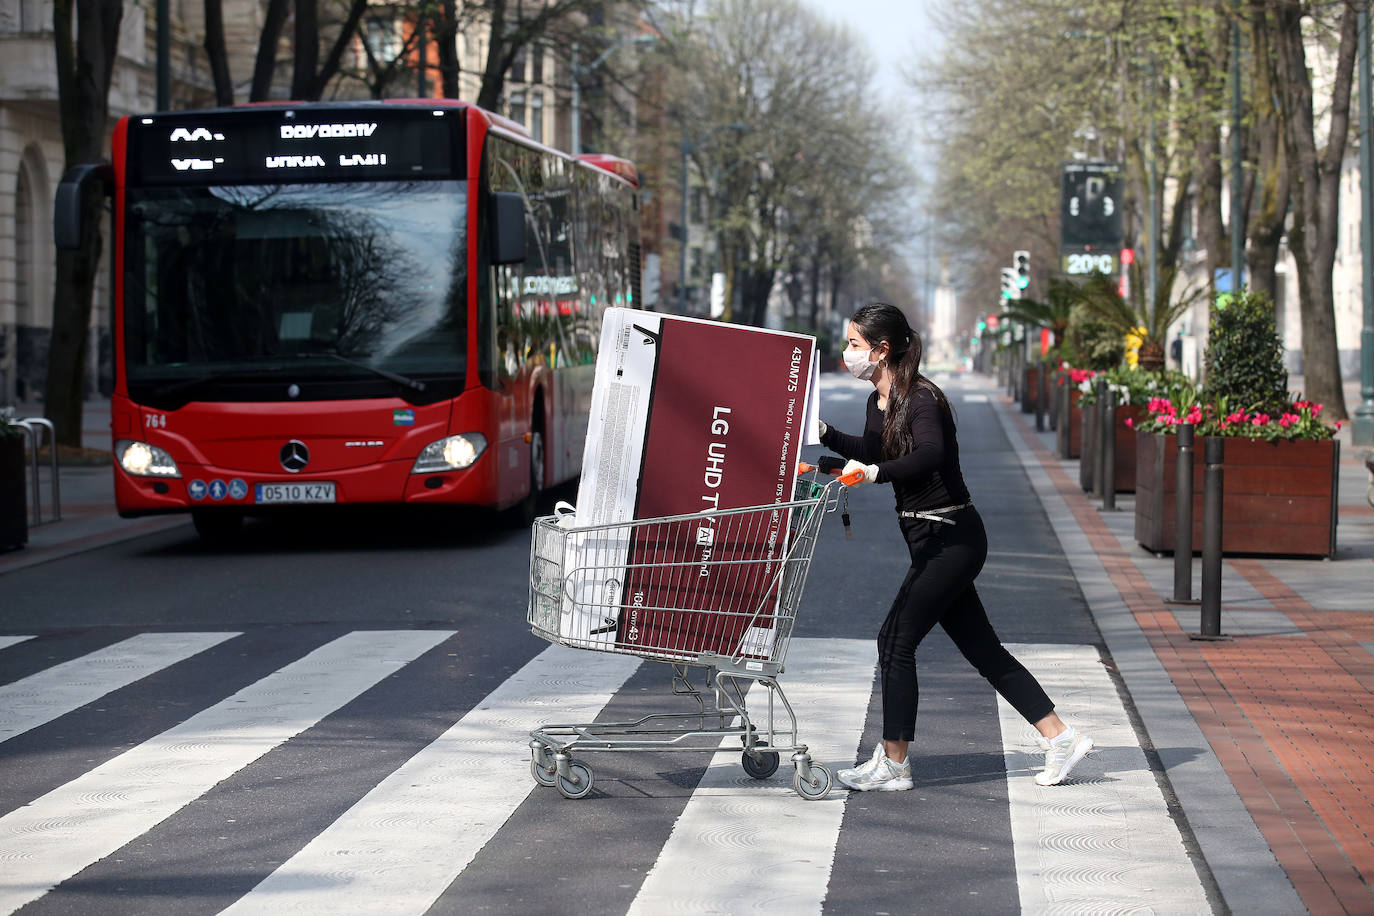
[44, 0, 122, 447]
[1271, 0, 1356, 419]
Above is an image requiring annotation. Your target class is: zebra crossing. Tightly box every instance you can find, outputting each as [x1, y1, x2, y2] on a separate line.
[0, 630, 1210, 914]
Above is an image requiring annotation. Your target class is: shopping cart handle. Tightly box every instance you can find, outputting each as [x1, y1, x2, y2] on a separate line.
[798, 457, 865, 486]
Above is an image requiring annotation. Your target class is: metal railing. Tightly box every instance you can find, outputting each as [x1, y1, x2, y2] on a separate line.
[10, 417, 61, 525]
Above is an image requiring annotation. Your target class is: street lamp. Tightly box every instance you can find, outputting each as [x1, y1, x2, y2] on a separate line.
[569, 36, 658, 155]
[679, 123, 750, 314]
[1356, 3, 1374, 446]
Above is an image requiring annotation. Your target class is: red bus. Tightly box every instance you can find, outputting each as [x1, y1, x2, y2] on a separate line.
[55, 101, 641, 539]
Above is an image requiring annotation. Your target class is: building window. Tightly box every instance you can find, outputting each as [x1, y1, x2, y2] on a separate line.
[690, 246, 704, 281]
[530, 93, 544, 143]
[690, 187, 706, 224]
[510, 48, 527, 84]
[531, 45, 544, 84]
[509, 92, 526, 128]
[15, 163, 31, 328]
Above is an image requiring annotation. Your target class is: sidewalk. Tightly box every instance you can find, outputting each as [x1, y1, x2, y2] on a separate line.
[985, 373, 1374, 914]
[2, 399, 188, 574]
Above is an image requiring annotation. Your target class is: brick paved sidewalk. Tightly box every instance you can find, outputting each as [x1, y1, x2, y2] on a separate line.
[993, 382, 1374, 914]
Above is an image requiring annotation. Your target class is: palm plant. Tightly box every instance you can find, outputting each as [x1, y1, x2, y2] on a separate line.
[999, 277, 1082, 350]
[1074, 266, 1202, 372]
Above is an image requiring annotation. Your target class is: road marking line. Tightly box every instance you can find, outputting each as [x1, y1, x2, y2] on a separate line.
[0, 636, 35, 652]
[219, 644, 641, 915]
[0, 632, 237, 743]
[0, 629, 452, 914]
[627, 638, 873, 915]
[997, 643, 1209, 914]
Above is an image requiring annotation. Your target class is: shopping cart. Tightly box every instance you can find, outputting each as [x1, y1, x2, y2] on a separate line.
[526, 461, 859, 800]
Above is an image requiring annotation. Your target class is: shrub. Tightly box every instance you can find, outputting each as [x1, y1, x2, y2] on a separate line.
[1066, 302, 1124, 369]
[1202, 290, 1288, 416]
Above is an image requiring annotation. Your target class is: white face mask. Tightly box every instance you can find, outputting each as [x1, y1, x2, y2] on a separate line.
[843, 346, 878, 381]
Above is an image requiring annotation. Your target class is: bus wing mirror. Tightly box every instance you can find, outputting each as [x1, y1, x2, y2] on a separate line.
[489, 191, 527, 265]
[54, 163, 114, 250]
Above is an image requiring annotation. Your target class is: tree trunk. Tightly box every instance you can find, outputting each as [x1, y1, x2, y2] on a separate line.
[308, 0, 369, 99]
[46, 0, 122, 447]
[437, 0, 461, 98]
[291, 0, 319, 99]
[250, 0, 289, 101]
[1245, 1, 1290, 302]
[1273, 0, 1355, 418]
[476, 0, 509, 111]
[204, 0, 233, 106]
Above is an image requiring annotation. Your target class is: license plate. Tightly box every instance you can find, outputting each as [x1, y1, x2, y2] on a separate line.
[254, 482, 337, 504]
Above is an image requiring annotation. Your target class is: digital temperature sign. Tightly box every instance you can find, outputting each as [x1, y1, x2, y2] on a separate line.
[127, 107, 462, 186]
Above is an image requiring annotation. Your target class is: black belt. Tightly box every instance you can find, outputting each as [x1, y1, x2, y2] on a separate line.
[897, 502, 973, 525]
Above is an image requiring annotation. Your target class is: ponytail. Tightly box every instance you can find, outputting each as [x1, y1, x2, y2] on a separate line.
[848, 302, 954, 460]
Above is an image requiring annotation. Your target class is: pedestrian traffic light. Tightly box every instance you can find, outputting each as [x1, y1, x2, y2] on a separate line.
[1000, 268, 1018, 300]
[1013, 250, 1030, 290]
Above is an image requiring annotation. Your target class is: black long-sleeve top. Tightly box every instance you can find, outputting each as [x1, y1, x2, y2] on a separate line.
[820, 387, 971, 513]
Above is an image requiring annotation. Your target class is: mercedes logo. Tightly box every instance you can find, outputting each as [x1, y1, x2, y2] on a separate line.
[279, 440, 310, 473]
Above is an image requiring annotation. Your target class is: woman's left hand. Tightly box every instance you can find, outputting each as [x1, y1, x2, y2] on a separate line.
[842, 459, 879, 485]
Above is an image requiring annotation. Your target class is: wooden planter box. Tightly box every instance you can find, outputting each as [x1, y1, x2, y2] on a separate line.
[1134, 432, 1339, 558]
[1056, 387, 1084, 459]
[1021, 365, 1040, 414]
[1078, 403, 1146, 493]
[0, 434, 27, 551]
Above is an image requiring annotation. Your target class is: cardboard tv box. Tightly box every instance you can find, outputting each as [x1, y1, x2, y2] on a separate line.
[554, 308, 820, 659]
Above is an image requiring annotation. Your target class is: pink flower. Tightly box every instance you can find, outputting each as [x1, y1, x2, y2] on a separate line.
[1125, 417, 1134, 428]
[1336, 420, 1344, 430]
[1313, 403, 1323, 415]
[1227, 411, 1247, 424]
[1251, 413, 1270, 426]
[1185, 406, 1203, 425]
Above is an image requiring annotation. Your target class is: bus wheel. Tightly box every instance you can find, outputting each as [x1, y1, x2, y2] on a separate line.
[508, 428, 544, 528]
[192, 510, 243, 544]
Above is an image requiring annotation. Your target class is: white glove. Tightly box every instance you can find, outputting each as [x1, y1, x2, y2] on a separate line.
[842, 459, 879, 485]
[816, 418, 828, 440]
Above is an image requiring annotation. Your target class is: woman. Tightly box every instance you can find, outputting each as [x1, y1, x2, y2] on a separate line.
[819, 303, 1092, 791]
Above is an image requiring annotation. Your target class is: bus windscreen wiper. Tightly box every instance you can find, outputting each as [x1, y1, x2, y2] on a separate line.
[304, 351, 426, 393]
[151, 363, 284, 398]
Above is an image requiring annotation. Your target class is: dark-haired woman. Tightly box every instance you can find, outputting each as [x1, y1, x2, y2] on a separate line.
[820, 303, 1093, 791]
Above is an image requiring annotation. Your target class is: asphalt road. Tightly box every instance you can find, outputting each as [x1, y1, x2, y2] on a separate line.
[1, 371, 1180, 916]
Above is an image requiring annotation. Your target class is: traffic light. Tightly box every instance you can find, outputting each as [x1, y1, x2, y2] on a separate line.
[1000, 268, 1018, 299]
[1013, 250, 1030, 291]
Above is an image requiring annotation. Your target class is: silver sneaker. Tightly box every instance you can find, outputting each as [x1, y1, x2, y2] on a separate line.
[1035, 727, 1094, 786]
[838, 749, 912, 792]
[837, 742, 886, 786]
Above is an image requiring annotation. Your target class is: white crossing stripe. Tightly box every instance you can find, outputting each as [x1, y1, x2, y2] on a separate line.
[0, 636, 35, 652]
[997, 643, 1209, 913]
[628, 638, 874, 915]
[0, 629, 452, 914]
[962, 394, 990, 403]
[0, 632, 238, 744]
[220, 643, 641, 915]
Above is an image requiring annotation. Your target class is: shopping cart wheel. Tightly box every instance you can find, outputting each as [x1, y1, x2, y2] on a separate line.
[556, 761, 595, 800]
[531, 757, 557, 788]
[793, 763, 833, 800]
[741, 744, 781, 779]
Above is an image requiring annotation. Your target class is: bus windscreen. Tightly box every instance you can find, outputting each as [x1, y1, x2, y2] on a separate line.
[123, 181, 468, 408]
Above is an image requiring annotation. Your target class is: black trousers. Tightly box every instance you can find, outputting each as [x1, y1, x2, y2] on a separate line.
[878, 506, 1055, 742]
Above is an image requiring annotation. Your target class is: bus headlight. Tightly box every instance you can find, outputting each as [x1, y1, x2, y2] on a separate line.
[115, 439, 182, 478]
[412, 433, 487, 473]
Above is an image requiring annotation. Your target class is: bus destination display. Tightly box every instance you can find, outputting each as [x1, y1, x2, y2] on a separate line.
[129, 109, 459, 185]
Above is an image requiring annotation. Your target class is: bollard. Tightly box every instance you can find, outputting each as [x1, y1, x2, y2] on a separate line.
[1101, 386, 1116, 511]
[1035, 362, 1047, 431]
[1091, 378, 1107, 497]
[1194, 436, 1228, 640]
[1170, 424, 1199, 604]
[1047, 366, 1058, 432]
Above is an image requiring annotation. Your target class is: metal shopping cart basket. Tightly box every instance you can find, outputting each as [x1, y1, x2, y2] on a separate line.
[526, 463, 857, 800]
